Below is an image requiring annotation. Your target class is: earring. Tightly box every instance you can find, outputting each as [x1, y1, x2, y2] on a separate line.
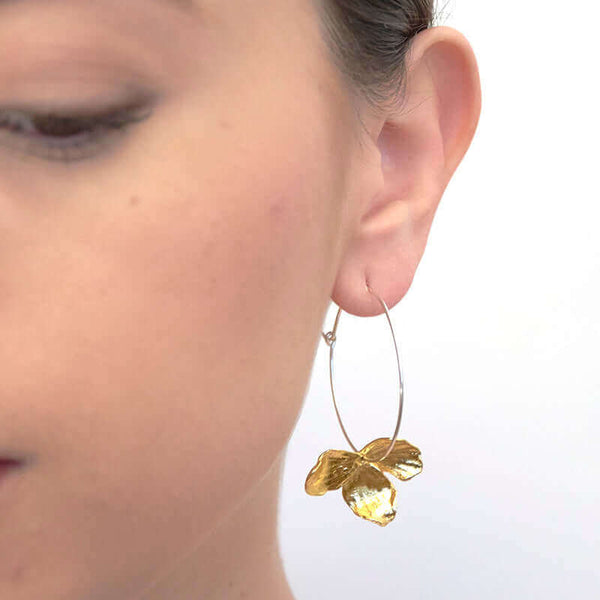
[305, 283, 422, 527]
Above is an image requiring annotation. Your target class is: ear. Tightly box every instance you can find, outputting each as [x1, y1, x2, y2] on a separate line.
[330, 26, 482, 317]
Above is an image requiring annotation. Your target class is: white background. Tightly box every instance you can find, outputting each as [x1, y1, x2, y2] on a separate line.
[279, 0, 600, 598]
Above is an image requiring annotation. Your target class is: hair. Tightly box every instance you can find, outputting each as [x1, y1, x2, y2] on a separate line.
[314, 0, 441, 135]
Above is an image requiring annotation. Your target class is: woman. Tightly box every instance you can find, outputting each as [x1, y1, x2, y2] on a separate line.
[0, 0, 481, 599]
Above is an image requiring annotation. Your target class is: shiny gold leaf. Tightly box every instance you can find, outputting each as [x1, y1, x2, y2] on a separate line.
[305, 449, 360, 496]
[359, 437, 423, 481]
[341, 459, 397, 527]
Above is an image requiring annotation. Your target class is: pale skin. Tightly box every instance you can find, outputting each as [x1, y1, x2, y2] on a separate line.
[0, 0, 481, 599]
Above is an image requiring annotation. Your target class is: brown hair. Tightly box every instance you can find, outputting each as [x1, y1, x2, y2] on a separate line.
[314, 0, 440, 129]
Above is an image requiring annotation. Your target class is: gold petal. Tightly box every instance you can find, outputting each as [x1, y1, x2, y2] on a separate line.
[305, 449, 360, 496]
[341, 460, 397, 527]
[359, 437, 423, 481]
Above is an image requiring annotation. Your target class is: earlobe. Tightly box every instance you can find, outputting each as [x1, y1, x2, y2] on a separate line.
[330, 25, 481, 318]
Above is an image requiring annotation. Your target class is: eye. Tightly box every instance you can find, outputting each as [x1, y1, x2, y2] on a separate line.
[0, 100, 154, 163]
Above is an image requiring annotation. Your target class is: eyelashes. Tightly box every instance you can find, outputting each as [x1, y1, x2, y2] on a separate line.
[0, 100, 154, 163]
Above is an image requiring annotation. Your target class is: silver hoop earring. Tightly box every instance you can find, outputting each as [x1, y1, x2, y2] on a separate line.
[304, 283, 423, 527]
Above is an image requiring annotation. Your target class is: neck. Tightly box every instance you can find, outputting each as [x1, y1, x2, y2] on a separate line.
[133, 451, 296, 600]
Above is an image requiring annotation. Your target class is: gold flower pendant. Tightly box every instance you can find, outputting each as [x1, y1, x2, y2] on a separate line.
[305, 437, 422, 527]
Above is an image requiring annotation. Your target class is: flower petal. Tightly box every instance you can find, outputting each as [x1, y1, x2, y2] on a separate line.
[341, 461, 397, 527]
[359, 438, 423, 481]
[305, 449, 360, 496]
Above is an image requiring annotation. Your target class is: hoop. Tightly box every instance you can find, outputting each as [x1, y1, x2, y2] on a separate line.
[321, 283, 404, 462]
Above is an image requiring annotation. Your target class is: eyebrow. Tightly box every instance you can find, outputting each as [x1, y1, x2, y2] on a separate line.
[0, 0, 199, 15]
[157, 0, 198, 13]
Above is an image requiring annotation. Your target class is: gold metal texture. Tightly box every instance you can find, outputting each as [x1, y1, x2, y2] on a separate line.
[305, 437, 422, 526]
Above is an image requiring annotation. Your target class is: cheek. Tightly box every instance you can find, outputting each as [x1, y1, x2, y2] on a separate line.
[84, 155, 336, 585]
[0, 14, 360, 585]
[0, 115, 341, 594]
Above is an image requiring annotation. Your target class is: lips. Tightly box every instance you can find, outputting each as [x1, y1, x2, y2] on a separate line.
[0, 458, 23, 474]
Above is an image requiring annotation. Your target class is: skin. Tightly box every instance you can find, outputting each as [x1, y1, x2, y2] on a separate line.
[0, 0, 481, 599]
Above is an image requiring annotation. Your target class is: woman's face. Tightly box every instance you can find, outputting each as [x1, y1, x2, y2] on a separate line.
[0, 0, 375, 597]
